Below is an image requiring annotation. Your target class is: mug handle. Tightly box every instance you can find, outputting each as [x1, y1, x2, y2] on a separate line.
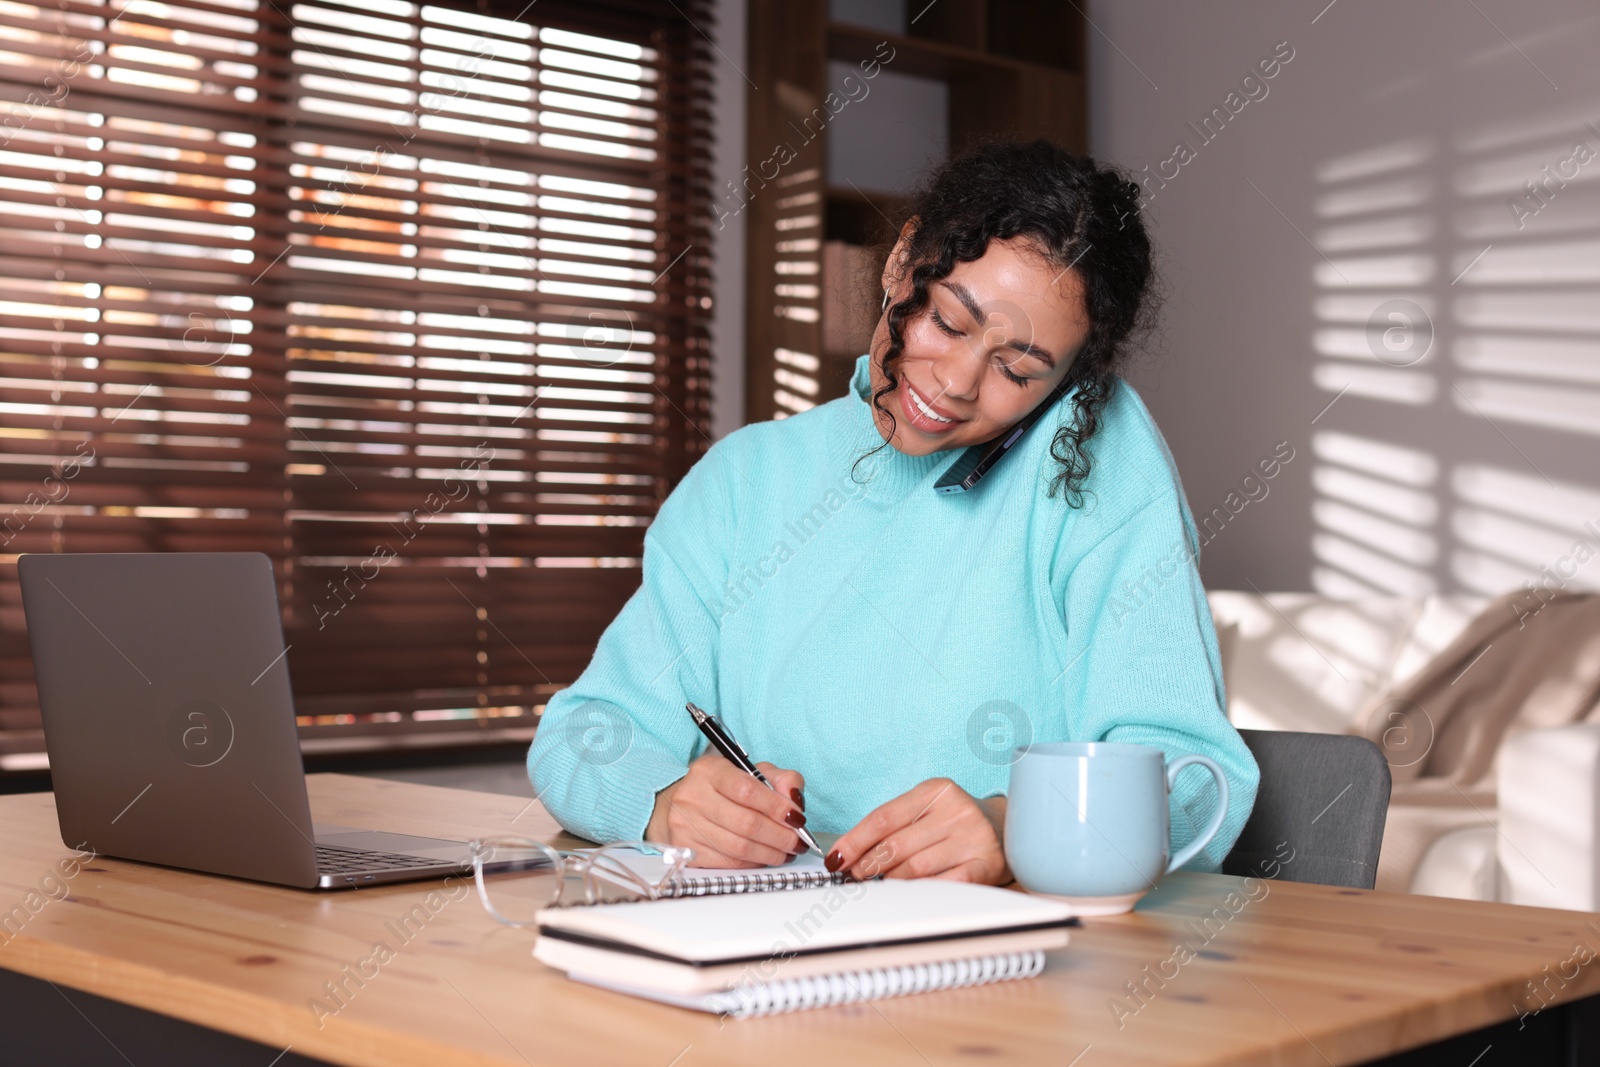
[1164, 754, 1231, 875]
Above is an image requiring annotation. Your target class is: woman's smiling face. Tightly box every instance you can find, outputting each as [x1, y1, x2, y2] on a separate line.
[867, 228, 1093, 456]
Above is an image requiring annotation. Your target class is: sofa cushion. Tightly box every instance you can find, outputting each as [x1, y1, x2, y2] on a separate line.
[1208, 592, 1424, 733]
[1208, 592, 1491, 736]
[1405, 824, 1499, 901]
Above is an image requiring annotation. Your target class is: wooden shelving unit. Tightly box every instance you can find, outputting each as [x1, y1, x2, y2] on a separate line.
[744, 0, 1086, 422]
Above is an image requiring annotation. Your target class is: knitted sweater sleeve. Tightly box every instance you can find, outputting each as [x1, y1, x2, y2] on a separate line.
[525, 444, 738, 844]
[1056, 486, 1260, 872]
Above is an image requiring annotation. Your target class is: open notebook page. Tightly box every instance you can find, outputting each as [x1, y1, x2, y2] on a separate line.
[595, 833, 843, 894]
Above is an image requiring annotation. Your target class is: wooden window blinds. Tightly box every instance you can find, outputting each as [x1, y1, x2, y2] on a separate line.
[0, 0, 714, 767]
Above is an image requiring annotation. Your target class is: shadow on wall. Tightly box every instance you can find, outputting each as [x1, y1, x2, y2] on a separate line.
[1307, 35, 1600, 599]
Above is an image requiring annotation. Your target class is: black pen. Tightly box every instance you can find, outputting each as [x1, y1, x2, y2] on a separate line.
[685, 702, 824, 857]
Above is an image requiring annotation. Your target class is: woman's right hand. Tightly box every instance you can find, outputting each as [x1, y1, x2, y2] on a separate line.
[645, 751, 808, 868]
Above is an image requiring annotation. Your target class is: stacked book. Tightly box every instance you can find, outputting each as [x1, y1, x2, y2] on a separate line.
[534, 875, 1076, 1017]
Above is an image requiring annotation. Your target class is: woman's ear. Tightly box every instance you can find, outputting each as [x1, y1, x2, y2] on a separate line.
[880, 217, 919, 293]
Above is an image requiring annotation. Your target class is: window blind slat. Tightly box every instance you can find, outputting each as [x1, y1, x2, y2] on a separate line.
[0, 0, 713, 758]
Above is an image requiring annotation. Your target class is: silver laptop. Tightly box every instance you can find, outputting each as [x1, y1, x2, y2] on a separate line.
[19, 551, 513, 890]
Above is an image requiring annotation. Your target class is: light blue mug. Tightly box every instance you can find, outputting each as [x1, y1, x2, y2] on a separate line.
[1005, 742, 1230, 915]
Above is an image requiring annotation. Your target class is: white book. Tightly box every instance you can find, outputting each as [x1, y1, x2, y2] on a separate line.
[535, 880, 1076, 1016]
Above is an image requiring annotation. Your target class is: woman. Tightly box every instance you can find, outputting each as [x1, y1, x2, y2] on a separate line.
[528, 139, 1258, 884]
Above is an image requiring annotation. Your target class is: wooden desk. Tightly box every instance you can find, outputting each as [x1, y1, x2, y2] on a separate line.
[3, 774, 1599, 1066]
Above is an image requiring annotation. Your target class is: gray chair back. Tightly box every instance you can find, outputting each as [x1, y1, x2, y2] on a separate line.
[1221, 729, 1391, 890]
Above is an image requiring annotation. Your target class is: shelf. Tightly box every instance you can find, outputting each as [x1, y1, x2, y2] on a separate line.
[824, 185, 906, 245]
[986, 0, 1085, 72]
[824, 182, 909, 213]
[826, 19, 1080, 81]
[746, 0, 1085, 426]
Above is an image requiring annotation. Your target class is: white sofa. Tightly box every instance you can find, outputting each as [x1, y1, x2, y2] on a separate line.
[1209, 591, 1600, 910]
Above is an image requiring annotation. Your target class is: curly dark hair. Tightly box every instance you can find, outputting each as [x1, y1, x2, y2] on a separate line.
[865, 138, 1158, 505]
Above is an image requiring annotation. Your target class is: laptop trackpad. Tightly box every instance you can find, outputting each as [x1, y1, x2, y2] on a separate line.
[316, 826, 470, 860]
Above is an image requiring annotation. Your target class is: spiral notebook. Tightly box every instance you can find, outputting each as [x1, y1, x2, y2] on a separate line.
[534, 880, 1076, 1016]
[599, 836, 848, 897]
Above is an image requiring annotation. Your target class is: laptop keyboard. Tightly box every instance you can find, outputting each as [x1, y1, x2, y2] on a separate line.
[315, 844, 459, 874]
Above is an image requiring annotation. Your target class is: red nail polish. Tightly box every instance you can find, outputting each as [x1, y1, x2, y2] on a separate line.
[784, 808, 807, 829]
[790, 788, 805, 811]
[825, 849, 843, 872]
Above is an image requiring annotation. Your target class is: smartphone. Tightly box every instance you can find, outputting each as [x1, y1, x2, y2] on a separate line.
[933, 379, 1073, 494]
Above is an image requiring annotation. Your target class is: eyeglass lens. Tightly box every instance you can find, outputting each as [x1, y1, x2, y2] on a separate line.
[478, 843, 566, 926]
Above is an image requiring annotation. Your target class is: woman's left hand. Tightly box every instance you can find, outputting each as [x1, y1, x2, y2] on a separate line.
[828, 778, 1011, 885]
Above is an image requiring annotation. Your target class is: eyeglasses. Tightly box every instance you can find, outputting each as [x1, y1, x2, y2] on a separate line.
[468, 836, 696, 927]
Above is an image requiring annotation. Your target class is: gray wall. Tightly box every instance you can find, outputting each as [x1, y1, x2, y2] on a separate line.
[1089, 0, 1600, 596]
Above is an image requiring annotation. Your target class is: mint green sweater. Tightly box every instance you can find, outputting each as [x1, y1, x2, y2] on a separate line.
[528, 355, 1258, 871]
